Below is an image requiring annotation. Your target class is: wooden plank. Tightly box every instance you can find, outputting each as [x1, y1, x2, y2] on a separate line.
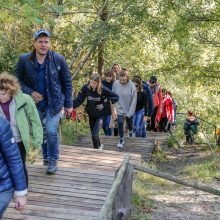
[26, 193, 106, 205]
[3, 138, 146, 220]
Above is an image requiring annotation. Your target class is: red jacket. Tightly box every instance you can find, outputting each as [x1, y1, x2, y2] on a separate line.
[161, 96, 174, 123]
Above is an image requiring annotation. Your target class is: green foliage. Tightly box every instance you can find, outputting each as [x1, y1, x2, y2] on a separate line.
[183, 155, 220, 181]
[0, 0, 218, 138]
[167, 135, 180, 148]
[60, 119, 90, 145]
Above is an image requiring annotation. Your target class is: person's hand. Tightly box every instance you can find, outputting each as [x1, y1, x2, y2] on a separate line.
[64, 107, 73, 117]
[31, 91, 43, 103]
[15, 195, 27, 210]
[144, 116, 151, 121]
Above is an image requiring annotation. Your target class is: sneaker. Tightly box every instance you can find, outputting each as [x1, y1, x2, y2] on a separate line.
[43, 159, 49, 166]
[46, 160, 57, 174]
[117, 138, 125, 148]
[129, 131, 135, 137]
[99, 144, 104, 150]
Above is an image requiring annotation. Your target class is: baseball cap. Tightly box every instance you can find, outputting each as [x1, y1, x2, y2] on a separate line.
[34, 29, 50, 39]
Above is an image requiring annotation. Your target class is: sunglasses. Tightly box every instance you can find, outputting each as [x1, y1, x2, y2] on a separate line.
[149, 80, 156, 84]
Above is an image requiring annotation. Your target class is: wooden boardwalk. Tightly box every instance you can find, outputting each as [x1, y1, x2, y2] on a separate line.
[3, 145, 140, 220]
[3, 132, 169, 220]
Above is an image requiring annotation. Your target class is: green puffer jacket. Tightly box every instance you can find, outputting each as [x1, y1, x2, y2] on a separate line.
[0, 92, 43, 152]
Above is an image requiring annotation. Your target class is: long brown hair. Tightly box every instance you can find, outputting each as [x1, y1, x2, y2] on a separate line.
[89, 73, 102, 95]
[0, 72, 20, 96]
[132, 76, 143, 92]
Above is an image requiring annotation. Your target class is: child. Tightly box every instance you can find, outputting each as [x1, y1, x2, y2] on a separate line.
[112, 68, 137, 148]
[0, 116, 27, 218]
[0, 72, 43, 184]
[102, 70, 116, 136]
[184, 111, 199, 144]
[73, 73, 119, 149]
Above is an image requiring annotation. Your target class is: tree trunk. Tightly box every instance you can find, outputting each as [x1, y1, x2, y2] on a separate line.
[98, 41, 105, 76]
[97, 0, 108, 76]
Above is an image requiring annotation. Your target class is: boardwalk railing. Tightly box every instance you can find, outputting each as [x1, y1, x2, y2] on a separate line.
[99, 154, 133, 220]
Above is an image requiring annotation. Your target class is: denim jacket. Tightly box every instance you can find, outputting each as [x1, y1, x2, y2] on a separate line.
[15, 50, 73, 115]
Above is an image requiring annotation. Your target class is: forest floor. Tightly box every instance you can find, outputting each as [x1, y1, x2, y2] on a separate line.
[132, 143, 220, 220]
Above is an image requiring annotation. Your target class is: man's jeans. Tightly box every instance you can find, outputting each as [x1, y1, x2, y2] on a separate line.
[0, 189, 13, 219]
[133, 109, 145, 137]
[38, 109, 61, 161]
[118, 115, 133, 139]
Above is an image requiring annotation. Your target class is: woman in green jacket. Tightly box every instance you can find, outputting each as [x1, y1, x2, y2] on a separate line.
[0, 72, 43, 185]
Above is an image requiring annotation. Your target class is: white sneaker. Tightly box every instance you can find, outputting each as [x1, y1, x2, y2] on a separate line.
[117, 138, 125, 148]
[99, 144, 104, 150]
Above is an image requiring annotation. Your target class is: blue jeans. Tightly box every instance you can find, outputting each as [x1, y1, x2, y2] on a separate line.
[0, 189, 13, 219]
[38, 108, 61, 161]
[89, 115, 104, 149]
[102, 114, 112, 136]
[133, 109, 145, 137]
[118, 115, 133, 139]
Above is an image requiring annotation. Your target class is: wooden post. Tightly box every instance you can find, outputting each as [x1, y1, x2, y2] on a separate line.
[99, 155, 133, 220]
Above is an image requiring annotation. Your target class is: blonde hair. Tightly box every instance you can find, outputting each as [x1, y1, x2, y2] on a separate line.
[89, 73, 102, 95]
[110, 63, 121, 72]
[0, 72, 20, 96]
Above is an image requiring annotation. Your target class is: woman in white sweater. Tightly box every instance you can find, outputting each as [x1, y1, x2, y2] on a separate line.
[112, 68, 137, 148]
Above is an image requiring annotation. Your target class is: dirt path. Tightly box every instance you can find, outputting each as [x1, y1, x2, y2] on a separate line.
[137, 145, 220, 220]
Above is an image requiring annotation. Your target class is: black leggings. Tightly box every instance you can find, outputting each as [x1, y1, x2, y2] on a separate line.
[17, 142, 28, 186]
[88, 116, 104, 149]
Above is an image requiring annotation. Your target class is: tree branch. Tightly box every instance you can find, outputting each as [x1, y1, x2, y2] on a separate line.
[71, 38, 99, 80]
[195, 32, 220, 48]
[69, 41, 84, 69]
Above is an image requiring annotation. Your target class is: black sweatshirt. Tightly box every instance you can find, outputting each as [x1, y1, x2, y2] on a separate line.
[136, 90, 148, 116]
[73, 84, 119, 117]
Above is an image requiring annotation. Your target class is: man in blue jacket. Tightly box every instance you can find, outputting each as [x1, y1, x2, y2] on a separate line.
[0, 116, 27, 218]
[15, 29, 73, 174]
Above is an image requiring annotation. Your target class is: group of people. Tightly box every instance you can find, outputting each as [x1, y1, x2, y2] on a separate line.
[72, 62, 178, 150]
[0, 28, 195, 218]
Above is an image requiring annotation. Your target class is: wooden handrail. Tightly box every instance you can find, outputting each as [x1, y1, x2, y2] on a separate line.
[99, 154, 131, 220]
[134, 164, 220, 197]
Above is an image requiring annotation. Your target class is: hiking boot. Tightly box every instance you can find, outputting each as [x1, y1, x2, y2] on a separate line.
[117, 138, 125, 148]
[43, 159, 49, 166]
[46, 160, 57, 174]
[98, 144, 104, 150]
